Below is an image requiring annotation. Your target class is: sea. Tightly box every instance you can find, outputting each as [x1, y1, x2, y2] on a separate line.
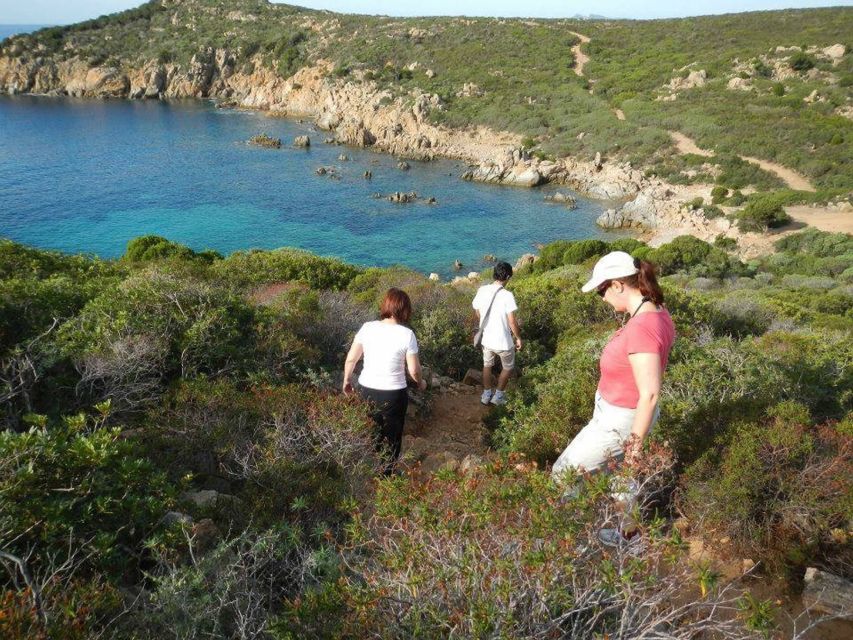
[0, 94, 621, 276]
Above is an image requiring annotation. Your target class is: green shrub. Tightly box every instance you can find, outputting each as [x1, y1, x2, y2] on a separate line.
[493, 339, 600, 465]
[59, 267, 258, 384]
[680, 401, 852, 572]
[710, 186, 729, 204]
[753, 60, 772, 78]
[125, 235, 215, 263]
[647, 235, 740, 278]
[0, 409, 175, 577]
[772, 82, 785, 96]
[213, 248, 362, 291]
[726, 190, 747, 206]
[689, 197, 704, 210]
[789, 51, 815, 71]
[714, 235, 737, 251]
[736, 195, 791, 232]
[702, 204, 724, 219]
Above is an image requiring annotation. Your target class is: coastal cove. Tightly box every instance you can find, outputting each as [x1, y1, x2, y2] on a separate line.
[0, 95, 618, 276]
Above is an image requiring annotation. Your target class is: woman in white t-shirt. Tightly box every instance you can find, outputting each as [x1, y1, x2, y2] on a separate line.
[343, 288, 426, 472]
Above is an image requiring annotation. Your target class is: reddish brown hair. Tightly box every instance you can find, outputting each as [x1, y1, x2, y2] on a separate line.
[620, 259, 664, 305]
[379, 288, 412, 323]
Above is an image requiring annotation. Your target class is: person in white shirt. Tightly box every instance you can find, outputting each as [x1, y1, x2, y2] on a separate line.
[472, 261, 522, 406]
[343, 288, 426, 472]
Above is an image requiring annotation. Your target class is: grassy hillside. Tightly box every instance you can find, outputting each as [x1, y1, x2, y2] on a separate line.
[0, 230, 851, 637]
[2, 1, 851, 195]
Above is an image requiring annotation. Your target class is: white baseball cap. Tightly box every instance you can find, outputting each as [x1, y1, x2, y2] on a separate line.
[581, 251, 639, 293]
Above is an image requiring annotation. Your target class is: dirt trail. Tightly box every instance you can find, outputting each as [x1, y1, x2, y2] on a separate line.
[668, 131, 816, 191]
[785, 205, 853, 234]
[401, 384, 492, 474]
[740, 155, 816, 192]
[569, 32, 591, 77]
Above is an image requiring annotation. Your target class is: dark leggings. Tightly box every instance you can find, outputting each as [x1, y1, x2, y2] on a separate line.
[360, 386, 408, 472]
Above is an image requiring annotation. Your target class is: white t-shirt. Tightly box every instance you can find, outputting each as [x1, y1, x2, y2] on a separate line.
[472, 283, 518, 351]
[354, 320, 419, 391]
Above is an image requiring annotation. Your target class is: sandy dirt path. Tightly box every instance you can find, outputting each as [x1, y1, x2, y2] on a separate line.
[569, 32, 591, 77]
[668, 131, 815, 191]
[785, 205, 853, 234]
[401, 384, 492, 475]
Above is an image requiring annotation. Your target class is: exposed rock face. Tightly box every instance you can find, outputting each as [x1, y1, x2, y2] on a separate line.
[667, 69, 707, 92]
[727, 77, 752, 91]
[596, 191, 661, 229]
[293, 135, 311, 147]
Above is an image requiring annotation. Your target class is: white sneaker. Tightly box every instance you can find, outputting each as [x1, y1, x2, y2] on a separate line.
[597, 528, 644, 555]
[480, 389, 494, 405]
[490, 390, 507, 406]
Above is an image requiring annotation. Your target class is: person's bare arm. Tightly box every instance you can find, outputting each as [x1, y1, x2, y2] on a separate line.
[624, 352, 663, 463]
[406, 353, 427, 391]
[342, 341, 364, 395]
[508, 311, 522, 351]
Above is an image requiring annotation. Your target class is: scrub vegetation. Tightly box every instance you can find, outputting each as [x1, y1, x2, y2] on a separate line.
[0, 229, 850, 638]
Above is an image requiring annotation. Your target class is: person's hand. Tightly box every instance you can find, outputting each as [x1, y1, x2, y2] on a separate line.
[623, 434, 643, 467]
[515, 337, 523, 352]
[418, 377, 428, 392]
[343, 380, 354, 396]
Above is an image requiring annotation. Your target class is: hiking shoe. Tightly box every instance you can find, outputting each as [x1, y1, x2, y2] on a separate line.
[489, 390, 507, 406]
[598, 528, 644, 554]
[480, 389, 494, 405]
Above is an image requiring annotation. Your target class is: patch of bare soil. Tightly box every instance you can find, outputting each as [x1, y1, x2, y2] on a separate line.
[785, 205, 853, 234]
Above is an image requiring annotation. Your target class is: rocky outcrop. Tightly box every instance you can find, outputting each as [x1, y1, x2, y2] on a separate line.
[596, 190, 667, 229]
[248, 133, 281, 148]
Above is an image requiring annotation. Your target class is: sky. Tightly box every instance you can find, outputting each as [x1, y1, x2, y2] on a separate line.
[0, 0, 850, 24]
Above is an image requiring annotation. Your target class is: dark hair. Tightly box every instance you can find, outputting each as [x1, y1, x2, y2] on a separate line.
[493, 261, 513, 282]
[379, 288, 412, 323]
[620, 259, 664, 305]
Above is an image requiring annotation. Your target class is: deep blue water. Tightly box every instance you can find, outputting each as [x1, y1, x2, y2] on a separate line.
[0, 95, 619, 275]
[0, 25, 50, 40]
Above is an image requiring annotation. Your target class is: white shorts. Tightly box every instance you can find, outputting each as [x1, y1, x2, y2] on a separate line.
[483, 346, 515, 370]
[551, 392, 660, 482]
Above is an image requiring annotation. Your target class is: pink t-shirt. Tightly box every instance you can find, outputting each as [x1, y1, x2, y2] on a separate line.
[597, 308, 676, 409]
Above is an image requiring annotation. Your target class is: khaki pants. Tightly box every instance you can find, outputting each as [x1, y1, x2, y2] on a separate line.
[551, 392, 659, 482]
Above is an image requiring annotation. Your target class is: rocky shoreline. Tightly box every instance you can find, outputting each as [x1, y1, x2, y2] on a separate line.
[0, 52, 790, 258]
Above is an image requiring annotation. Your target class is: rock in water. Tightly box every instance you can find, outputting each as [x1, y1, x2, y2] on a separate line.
[293, 135, 311, 147]
[397, 161, 411, 171]
[453, 259, 463, 271]
[248, 133, 281, 148]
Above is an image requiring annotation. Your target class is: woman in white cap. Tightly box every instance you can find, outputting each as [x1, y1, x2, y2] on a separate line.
[551, 251, 675, 546]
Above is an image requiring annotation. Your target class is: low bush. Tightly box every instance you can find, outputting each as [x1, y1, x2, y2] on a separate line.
[0, 408, 175, 578]
[213, 248, 362, 291]
[736, 195, 791, 232]
[680, 401, 852, 572]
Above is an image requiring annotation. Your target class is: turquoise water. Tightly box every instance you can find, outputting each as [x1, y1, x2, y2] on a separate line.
[0, 95, 617, 275]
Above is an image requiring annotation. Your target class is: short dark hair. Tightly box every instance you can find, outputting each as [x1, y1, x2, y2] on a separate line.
[493, 261, 513, 282]
[379, 288, 412, 323]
